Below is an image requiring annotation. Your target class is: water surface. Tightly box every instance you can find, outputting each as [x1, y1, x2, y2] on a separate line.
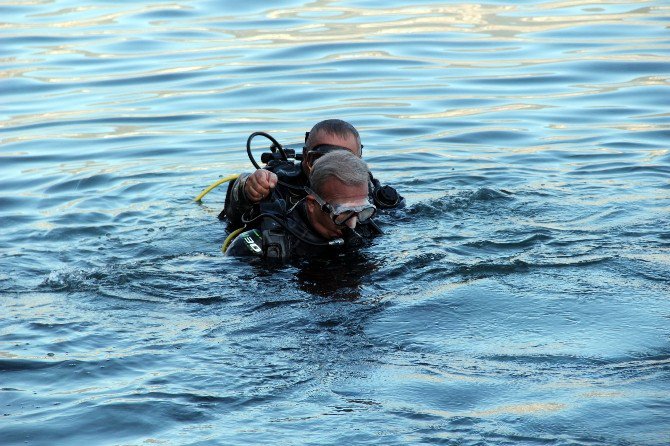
[1, 1, 669, 445]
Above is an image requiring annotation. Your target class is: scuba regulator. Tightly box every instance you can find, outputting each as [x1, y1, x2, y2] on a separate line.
[247, 131, 302, 169]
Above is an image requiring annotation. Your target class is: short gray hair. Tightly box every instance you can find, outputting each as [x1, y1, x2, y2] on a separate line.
[310, 150, 369, 196]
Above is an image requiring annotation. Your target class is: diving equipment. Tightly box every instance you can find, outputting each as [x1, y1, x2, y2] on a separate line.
[373, 184, 401, 209]
[304, 186, 377, 225]
[198, 129, 399, 260]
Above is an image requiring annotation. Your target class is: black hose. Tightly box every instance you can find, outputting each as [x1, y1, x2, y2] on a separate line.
[246, 131, 303, 191]
[246, 132, 288, 170]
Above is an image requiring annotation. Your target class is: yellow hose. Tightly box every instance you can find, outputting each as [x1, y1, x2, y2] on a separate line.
[221, 227, 246, 253]
[194, 174, 240, 203]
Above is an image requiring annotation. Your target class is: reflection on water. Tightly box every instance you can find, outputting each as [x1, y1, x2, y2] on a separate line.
[1, 0, 670, 445]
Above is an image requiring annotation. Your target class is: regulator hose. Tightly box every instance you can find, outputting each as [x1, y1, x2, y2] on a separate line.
[194, 174, 240, 203]
[246, 132, 305, 192]
[221, 226, 246, 253]
[247, 131, 288, 170]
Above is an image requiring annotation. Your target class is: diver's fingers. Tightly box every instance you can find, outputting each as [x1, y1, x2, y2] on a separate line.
[245, 170, 276, 202]
[267, 172, 278, 188]
[254, 170, 277, 192]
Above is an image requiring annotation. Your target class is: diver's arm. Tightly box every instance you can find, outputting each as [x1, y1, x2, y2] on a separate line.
[220, 170, 280, 226]
[220, 173, 252, 227]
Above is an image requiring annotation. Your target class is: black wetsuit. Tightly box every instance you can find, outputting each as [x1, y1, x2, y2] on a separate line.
[225, 200, 379, 261]
[219, 159, 403, 229]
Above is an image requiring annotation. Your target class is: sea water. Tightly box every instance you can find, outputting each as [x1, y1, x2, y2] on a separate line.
[1, 1, 669, 445]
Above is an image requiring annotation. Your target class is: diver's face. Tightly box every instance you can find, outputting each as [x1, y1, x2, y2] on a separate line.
[302, 130, 361, 174]
[306, 178, 369, 240]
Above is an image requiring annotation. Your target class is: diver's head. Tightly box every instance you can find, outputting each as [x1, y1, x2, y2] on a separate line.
[305, 150, 375, 240]
[302, 119, 362, 174]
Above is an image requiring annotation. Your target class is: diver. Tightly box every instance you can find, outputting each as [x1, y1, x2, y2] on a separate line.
[225, 150, 379, 261]
[220, 119, 404, 229]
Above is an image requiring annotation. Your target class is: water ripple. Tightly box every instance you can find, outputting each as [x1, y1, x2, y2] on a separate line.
[2, 0, 670, 444]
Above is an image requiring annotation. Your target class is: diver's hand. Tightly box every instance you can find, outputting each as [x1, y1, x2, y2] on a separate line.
[244, 170, 278, 203]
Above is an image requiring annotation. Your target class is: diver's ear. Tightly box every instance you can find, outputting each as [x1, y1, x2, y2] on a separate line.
[305, 195, 318, 221]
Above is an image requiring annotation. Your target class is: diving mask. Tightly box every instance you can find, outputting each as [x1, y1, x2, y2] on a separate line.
[304, 186, 376, 226]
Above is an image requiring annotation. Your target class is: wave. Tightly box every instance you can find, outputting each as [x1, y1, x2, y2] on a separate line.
[403, 188, 514, 218]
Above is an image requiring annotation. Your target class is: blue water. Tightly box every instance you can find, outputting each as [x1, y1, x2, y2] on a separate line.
[1, 1, 669, 444]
